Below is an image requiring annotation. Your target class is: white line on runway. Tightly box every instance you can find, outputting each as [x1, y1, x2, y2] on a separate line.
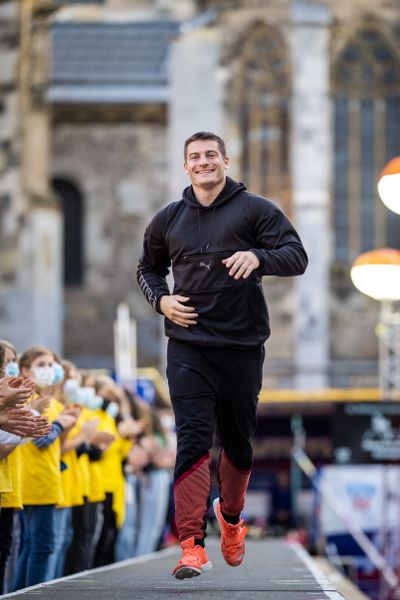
[290, 542, 346, 600]
[1, 546, 179, 598]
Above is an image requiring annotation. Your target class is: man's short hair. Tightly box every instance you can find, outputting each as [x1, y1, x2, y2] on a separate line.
[184, 131, 227, 160]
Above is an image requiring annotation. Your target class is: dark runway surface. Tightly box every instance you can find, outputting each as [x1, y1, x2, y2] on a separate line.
[3, 539, 345, 600]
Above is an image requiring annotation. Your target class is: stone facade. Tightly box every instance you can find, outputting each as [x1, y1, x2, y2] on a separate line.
[0, 0, 21, 278]
[1, 0, 399, 390]
[51, 114, 167, 367]
[0, 0, 62, 353]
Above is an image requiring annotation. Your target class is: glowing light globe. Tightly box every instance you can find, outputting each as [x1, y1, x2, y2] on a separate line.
[377, 156, 400, 215]
[350, 248, 400, 301]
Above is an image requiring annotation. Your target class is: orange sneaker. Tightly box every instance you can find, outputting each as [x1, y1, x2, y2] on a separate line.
[213, 497, 248, 566]
[172, 536, 212, 580]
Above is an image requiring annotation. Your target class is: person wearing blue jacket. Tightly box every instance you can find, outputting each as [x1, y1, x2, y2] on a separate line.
[137, 131, 308, 579]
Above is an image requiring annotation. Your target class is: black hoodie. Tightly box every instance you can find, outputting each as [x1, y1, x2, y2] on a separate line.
[137, 177, 308, 348]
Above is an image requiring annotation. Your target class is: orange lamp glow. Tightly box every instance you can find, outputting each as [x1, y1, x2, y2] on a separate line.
[377, 156, 400, 215]
[351, 248, 400, 301]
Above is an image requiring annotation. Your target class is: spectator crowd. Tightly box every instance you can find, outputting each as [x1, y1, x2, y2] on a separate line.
[0, 339, 176, 594]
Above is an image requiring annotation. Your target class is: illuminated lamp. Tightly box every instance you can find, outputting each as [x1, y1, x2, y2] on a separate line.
[350, 248, 400, 301]
[377, 156, 400, 215]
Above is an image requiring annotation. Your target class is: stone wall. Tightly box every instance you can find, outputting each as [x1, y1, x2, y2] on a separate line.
[0, 0, 62, 354]
[51, 116, 167, 367]
[0, 1, 22, 284]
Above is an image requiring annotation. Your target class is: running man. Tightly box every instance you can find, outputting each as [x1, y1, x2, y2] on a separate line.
[137, 131, 308, 579]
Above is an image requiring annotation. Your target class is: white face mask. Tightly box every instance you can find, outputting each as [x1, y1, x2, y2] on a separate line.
[106, 402, 119, 419]
[52, 362, 65, 385]
[77, 386, 95, 404]
[33, 366, 54, 388]
[161, 414, 175, 431]
[86, 394, 103, 411]
[63, 378, 80, 403]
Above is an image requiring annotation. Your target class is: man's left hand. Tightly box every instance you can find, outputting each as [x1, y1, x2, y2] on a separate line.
[222, 251, 260, 280]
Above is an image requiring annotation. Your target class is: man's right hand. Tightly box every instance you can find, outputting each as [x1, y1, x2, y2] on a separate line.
[159, 295, 198, 328]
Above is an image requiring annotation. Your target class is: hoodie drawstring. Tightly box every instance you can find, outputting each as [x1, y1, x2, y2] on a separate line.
[198, 206, 216, 254]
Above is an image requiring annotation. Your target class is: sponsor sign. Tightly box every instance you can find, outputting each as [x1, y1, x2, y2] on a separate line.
[320, 465, 400, 536]
[334, 402, 400, 464]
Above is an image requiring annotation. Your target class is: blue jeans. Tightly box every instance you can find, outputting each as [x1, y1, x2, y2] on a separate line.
[115, 475, 138, 561]
[48, 507, 72, 580]
[13, 505, 56, 590]
[135, 470, 171, 556]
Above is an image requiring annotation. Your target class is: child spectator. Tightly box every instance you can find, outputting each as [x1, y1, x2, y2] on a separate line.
[134, 407, 175, 556]
[115, 391, 148, 561]
[92, 377, 131, 567]
[13, 347, 76, 590]
[61, 364, 114, 575]
[0, 340, 50, 593]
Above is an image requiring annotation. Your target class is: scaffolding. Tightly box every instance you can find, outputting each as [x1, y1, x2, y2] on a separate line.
[378, 301, 400, 402]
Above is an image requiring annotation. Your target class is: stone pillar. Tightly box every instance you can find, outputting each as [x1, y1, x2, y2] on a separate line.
[168, 27, 223, 203]
[22, 1, 63, 353]
[291, 0, 331, 389]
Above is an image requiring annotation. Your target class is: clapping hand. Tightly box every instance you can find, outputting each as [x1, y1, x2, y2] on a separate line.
[0, 377, 33, 409]
[56, 412, 77, 432]
[0, 407, 38, 437]
[90, 431, 115, 451]
[31, 415, 52, 438]
[28, 394, 51, 414]
[117, 418, 145, 439]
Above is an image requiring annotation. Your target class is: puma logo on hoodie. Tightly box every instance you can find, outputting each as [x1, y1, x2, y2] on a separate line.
[199, 261, 212, 271]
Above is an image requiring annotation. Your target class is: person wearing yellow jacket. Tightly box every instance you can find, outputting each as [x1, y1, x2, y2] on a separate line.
[59, 367, 115, 574]
[12, 347, 76, 591]
[0, 456, 12, 498]
[48, 403, 84, 580]
[0, 446, 21, 593]
[0, 339, 51, 594]
[92, 378, 131, 567]
[0, 451, 13, 593]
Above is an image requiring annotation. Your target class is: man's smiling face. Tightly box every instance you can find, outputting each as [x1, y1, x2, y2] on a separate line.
[184, 139, 229, 190]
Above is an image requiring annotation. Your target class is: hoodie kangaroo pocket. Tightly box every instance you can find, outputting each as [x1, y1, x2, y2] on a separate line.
[172, 251, 237, 292]
[165, 284, 270, 346]
[173, 286, 256, 339]
[245, 284, 270, 338]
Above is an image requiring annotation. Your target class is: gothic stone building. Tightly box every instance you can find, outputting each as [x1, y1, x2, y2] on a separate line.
[1, 0, 400, 390]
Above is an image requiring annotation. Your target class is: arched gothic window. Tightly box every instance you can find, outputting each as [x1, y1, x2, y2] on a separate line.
[52, 178, 84, 287]
[332, 27, 400, 264]
[230, 23, 290, 211]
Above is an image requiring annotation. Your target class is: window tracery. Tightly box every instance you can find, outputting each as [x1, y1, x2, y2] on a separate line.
[332, 26, 400, 263]
[229, 22, 290, 212]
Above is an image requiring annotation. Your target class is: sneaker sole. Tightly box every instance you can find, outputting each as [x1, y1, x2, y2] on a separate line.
[174, 566, 201, 580]
[201, 560, 213, 572]
[213, 497, 245, 567]
[173, 560, 212, 580]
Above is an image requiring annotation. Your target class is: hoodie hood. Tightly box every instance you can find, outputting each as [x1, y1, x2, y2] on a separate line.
[182, 176, 246, 210]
